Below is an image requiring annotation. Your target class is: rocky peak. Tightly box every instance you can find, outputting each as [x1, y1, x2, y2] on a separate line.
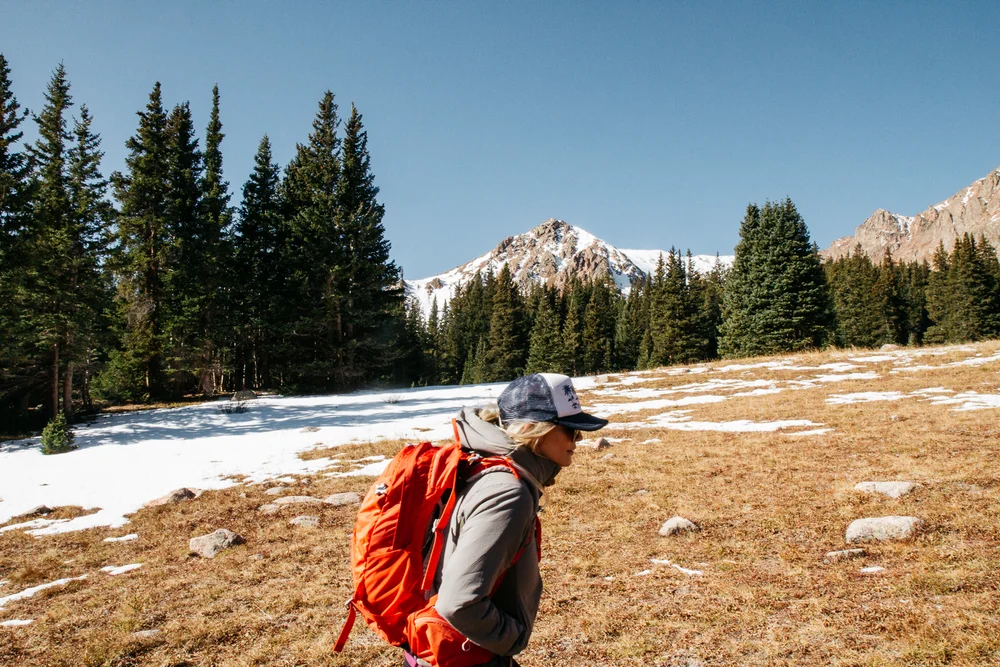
[823, 166, 1000, 263]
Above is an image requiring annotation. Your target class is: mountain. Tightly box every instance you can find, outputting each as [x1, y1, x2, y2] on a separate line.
[823, 165, 1000, 263]
[405, 219, 732, 315]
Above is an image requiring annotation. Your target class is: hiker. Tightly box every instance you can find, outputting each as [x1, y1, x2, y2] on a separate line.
[417, 372, 609, 666]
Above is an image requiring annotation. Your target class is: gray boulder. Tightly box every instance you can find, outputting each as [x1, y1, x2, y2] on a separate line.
[324, 492, 361, 506]
[273, 495, 323, 505]
[289, 515, 320, 528]
[189, 529, 244, 558]
[846, 516, 923, 543]
[264, 486, 289, 496]
[854, 481, 918, 498]
[232, 389, 257, 401]
[824, 548, 867, 562]
[879, 343, 901, 351]
[130, 629, 162, 640]
[145, 488, 197, 508]
[659, 516, 700, 536]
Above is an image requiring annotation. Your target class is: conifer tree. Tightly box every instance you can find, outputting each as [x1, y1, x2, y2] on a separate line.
[197, 85, 232, 392]
[22, 64, 74, 418]
[581, 278, 616, 373]
[335, 104, 402, 386]
[827, 247, 881, 348]
[234, 135, 282, 389]
[561, 290, 582, 376]
[613, 281, 645, 370]
[162, 102, 204, 394]
[901, 260, 930, 345]
[0, 53, 30, 264]
[719, 199, 831, 357]
[526, 292, 568, 374]
[483, 264, 526, 381]
[873, 250, 907, 346]
[278, 91, 343, 389]
[109, 82, 172, 399]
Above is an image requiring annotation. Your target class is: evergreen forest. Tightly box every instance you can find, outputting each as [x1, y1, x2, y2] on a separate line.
[3, 56, 1000, 437]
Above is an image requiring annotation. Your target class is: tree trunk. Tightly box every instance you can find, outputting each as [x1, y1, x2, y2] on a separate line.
[63, 362, 74, 422]
[51, 342, 60, 419]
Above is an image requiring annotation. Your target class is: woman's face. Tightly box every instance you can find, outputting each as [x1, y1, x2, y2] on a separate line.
[536, 425, 582, 467]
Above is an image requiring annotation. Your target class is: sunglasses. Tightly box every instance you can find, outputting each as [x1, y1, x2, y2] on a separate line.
[561, 425, 582, 442]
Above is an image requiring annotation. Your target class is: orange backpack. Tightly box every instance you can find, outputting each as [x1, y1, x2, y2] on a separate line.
[335, 423, 538, 666]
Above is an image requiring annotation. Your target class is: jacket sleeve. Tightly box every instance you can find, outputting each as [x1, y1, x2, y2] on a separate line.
[434, 474, 535, 656]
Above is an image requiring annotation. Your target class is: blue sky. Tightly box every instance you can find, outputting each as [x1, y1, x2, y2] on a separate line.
[3, 1, 998, 278]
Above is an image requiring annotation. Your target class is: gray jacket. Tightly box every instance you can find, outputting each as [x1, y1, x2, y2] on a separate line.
[433, 408, 561, 660]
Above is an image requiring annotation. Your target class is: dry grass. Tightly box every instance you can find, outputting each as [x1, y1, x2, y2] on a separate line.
[2, 343, 1000, 665]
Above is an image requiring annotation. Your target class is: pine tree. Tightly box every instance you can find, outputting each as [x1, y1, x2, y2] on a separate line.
[526, 292, 568, 374]
[613, 280, 645, 370]
[581, 278, 616, 373]
[234, 135, 282, 389]
[18, 64, 75, 419]
[561, 289, 582, 376]
[278, 91, 343, 389]
[336, 104, 402, 387]
[827, 247, 881, 348]
[719, 199, 831, 357]
[109, 82, 172, 399]
[901, 260, 930, 345]
[873, 250, 907, 346]
[196, 85, 232, 393]
[483, 264, 526, 381]
[0, 53, 31, 263]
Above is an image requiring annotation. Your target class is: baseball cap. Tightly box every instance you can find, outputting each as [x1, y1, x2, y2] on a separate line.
[497, 373, 608, 431]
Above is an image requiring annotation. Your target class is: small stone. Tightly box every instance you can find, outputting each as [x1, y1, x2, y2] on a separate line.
[600, 453, 615, 461]
[324, 492, 361, 506]
[232, 389, 257, 401]
[144, 488, 197, 508]
[249, 554, 265, 561]
[635, 489, 649, 495]
[594, 374, 609, 384]
[189, 529, 244, 558]
[258, 503, 281, 514]
[130, 629, 162, 640]
[593, 437, 611, 450]
[860, 566, 886, 574]
[659, 516, 700, 537]
[21, 505, 53, 518]
[273, 495, 323, 505]
[239, 492, 247, 499]
[880, 343, 901, 351]
[301, 426, 320, 433]
[264, 486, 289, 496]
[824, 548, 867, 562]
[854, 481, 918, 499]
[846, 516, 923, 543]
[289, 515, 320, 528]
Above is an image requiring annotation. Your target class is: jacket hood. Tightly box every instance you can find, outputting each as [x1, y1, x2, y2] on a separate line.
[453, 407, 562, 490]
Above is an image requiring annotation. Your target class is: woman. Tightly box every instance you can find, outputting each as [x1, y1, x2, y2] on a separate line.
[411, 372, 608, 667]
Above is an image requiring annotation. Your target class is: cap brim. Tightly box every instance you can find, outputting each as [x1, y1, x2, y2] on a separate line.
[553, 412, 609, 431]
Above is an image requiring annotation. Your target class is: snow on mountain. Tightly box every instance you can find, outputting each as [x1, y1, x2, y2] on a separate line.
[405, 219, 733, 316]
[824, 165, 1000, 263]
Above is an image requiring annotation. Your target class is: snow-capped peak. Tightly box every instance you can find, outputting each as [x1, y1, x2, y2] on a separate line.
[405, 219, 733, 316]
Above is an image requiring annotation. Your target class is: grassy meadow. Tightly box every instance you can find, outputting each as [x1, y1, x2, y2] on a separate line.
[2, 342, 999, 666]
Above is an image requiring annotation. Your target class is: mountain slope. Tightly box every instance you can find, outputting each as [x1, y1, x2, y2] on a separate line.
[823, 166, 1000, 262]
[405, 219, 730, 316]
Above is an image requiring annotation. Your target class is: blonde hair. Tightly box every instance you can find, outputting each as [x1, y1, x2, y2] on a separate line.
[477, 403, 558, 455]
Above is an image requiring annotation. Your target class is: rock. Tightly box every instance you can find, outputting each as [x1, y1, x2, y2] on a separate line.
[144, 488, 197, 508]
[264, 486, 289, 496]
[258, 503, 281, 514]
[324, 492, 361, 506]
[594, 374, 609, 384]
[189, 529, 244, 558]
[880, 343, 901, 351]
[860, 566, 886, 574]
[289, 515, 320, 528]
[659, 516, 700, 537]
[249, 554, 265, 561]
[600, 453, 615, 461]
[232, 389, 257, 401]
[20, 505, 53, 518]
[846, 516, 923, 543]
[301, 426, 320, 433]
[635, 489, 649, 495]
[824, 548, 867, 562]
[130, 629, 162, 640]
[854, 481, 918, 499]
[593, 437, 611, 450]
[273, 495, 323, 505]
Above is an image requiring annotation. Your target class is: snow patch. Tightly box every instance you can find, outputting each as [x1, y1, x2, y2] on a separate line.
[101, 563, 143, 576]
[0, 619, 34, 627]
[103, 534, 139, 543]
[0, 575, 88, 610]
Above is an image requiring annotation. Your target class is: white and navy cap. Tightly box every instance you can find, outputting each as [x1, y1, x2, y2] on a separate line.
[498, 373, 608, 431]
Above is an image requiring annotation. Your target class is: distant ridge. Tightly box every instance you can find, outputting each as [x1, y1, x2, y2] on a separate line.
[823, 165, 1000, 263]
[405, 219, 732, 315]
